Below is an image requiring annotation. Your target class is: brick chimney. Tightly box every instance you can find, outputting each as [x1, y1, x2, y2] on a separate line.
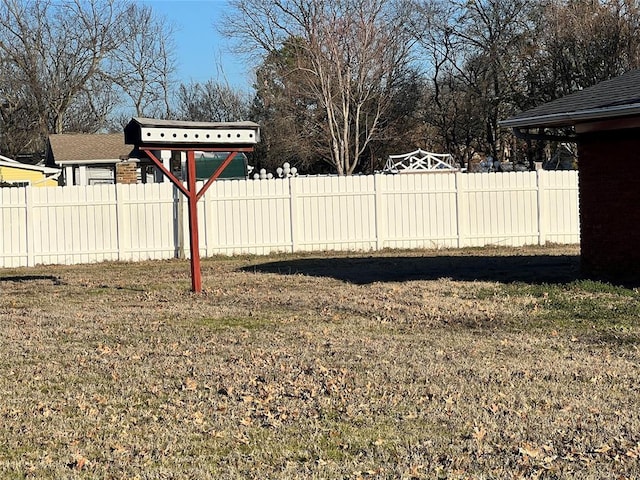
[115, 156, 138, 184]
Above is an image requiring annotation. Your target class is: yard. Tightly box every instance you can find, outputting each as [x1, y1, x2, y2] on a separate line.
[1, 245, 639, 479]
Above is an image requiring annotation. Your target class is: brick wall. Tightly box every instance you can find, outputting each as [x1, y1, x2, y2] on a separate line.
[577, 127, 640, 280]
[115, 160, 137, 184]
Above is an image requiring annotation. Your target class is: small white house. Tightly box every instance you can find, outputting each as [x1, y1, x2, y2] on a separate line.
[46, 133, 137, 186]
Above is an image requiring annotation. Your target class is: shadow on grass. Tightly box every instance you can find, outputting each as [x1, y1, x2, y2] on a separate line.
[241, 254, 584, 285]
[0, 275, 63, 284]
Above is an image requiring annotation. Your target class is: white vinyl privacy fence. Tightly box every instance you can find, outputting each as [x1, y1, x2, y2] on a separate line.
[0, 170, 579, 268]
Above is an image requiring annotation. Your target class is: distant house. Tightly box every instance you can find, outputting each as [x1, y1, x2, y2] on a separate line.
[46, 133, 249, 186]
[46, 133, 135, 186]
[0, 154, 60, 187]
[501, 68, 640, 280]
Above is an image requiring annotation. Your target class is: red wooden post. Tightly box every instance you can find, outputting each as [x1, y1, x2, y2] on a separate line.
[186, 150, 202, 293]
[142, 147, 252, 293]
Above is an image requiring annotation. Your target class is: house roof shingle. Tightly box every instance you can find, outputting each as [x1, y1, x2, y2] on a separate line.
[501, 69, 640, 128]
[47, 133, 132, 164]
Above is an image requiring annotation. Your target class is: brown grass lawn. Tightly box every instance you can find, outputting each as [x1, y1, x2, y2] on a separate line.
[1, 245, 639, 479]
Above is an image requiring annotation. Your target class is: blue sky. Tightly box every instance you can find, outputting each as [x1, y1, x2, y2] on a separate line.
[138, 0, 253, 91]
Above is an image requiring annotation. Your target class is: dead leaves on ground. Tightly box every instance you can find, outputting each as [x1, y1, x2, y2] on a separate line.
[3, 247, 640, 478]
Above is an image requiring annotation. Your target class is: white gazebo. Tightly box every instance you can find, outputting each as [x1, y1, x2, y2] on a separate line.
[384, 148, 457, 173]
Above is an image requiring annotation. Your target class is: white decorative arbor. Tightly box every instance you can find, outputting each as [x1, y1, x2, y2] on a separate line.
[384, 148, 457, 173]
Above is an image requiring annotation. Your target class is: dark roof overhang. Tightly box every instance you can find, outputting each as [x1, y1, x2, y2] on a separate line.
[500, 103, 640, 130]
[500, 69, 640, 142]
[510, 126, 577, 143]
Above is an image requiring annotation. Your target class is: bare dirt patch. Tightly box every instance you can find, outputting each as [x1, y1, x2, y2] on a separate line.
[1, 245, 639, 479]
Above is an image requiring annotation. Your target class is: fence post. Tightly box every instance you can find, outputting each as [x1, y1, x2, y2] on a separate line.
[289, 176, 298, 252]
[24, 186, 35, 267]
[374, 173, 384, 251]
[174, 185, 185, 259]
[114, 184, 129, 261]
[536, 169, 546, 246]
[454, 172, 466, 248]
[199, 180, 208, 258]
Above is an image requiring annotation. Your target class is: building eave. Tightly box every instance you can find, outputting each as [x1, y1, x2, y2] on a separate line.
[500, 103, 640, 129]
[0, 158, 60, 174]
[54, 158, 139, 166]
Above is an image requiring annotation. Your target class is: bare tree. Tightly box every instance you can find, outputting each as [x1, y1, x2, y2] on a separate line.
[249, 39, 331, 173]
[0, 0, 176, 158]
[0, 0, 122, 154]
[0, 57, 41, 154]
[409, 1, 478, 166]
[536, 0, 640, 98]
[411, 0, 537, 167]
[175, 80, 250, 122]
[108, 3, 176, 118]
[224, 0, 413, 175]
[62, 78, 120, 134]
